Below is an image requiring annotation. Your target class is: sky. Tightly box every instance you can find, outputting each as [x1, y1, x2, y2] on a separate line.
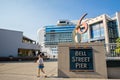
[0, 0, 120, 41]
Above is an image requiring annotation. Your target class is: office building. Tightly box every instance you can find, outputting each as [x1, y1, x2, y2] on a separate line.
[38, 12, 120, 57]
[38, 20, 75, 58]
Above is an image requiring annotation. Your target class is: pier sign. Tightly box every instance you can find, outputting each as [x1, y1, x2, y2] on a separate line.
[69, 47, 94, 72]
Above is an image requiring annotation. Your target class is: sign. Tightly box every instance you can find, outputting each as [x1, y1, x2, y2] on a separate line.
[69, 47, 94, 72]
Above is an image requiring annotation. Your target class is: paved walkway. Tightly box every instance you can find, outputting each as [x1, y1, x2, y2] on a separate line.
[0, 61, 117, 80]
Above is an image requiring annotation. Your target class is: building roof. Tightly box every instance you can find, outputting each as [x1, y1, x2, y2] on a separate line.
[23, 36, 36, 42]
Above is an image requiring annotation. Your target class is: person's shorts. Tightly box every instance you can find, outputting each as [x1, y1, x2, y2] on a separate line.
[38, 64, 44, 69]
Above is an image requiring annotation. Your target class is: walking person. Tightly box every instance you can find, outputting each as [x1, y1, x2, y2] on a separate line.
[36, 54, 47, 77]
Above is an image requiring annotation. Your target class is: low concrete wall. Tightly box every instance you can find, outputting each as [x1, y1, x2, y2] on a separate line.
[107, 67, 120, 79]
[107, 60, 120, 79]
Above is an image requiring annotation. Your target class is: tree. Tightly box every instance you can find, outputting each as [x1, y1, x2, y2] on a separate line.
[114, 38, 120, 55]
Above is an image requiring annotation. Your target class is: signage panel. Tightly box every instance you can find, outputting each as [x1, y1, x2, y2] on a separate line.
[69, 47, 94, 72]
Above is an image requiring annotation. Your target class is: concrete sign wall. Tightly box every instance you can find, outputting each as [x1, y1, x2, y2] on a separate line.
[58, 43, 107, 79]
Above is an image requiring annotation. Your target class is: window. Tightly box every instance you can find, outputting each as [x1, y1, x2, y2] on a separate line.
[60, 21, 66, 23]
[107, 20, 118, 43]
[90, 22, 104, 39]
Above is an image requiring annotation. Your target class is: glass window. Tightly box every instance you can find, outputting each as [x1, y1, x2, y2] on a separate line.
[90, 22, 104, 39]
[81, 32, 88, 41]
[100, 28, 104, 37]
[107, 20, 118, 43]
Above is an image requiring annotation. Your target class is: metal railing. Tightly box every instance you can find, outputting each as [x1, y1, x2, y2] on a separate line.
[105, 43, 120, 60]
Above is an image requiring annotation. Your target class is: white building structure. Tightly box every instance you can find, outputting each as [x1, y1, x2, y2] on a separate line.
[0, 29, 40, 57]
[37, 28, 52, 58]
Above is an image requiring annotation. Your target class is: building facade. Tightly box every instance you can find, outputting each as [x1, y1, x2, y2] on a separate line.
[79, 12, 119, 53]
[0, 29, 40, 57]
[79, 13, 119, 44]
[38, 20, 75, 58]
[38, 12, 120, 57]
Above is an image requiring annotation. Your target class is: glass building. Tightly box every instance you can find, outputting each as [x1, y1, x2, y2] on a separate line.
[45, 25, 75, 45]
[38, 12, 120, 57]
[44, 20, 75, 56]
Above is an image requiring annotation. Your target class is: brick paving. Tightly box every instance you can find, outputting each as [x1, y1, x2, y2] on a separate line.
[0, 61, 116, 80]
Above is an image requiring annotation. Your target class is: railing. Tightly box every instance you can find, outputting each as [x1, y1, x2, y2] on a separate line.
[105, 43, 120, 60]
[20, 43, 40, 50]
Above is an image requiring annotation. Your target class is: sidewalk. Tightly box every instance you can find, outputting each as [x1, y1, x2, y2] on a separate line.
[0, 61, 117, 80]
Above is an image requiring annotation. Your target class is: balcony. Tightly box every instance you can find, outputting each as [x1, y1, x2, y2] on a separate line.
[20, 43, 40, 50]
